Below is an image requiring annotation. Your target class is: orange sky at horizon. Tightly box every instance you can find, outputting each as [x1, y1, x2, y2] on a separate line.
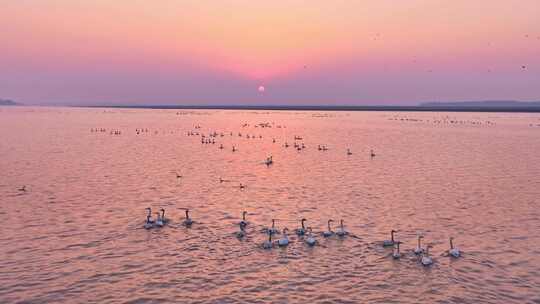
[1, 0, 539, 104]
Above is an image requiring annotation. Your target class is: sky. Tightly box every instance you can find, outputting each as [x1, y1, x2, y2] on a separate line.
[1, 0, 539, 105]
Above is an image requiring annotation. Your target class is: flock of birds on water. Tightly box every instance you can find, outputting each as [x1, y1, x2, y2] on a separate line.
[388, 116, 497, 126]
[184, 123, 377, 159]
[28, 115, 496, 269]
[91, 120, 379, 160]
[134, 119, 461, 268]
[142, 207, 462, 267]
[389, 114, 540, 128]
[83, 114, 528, 269]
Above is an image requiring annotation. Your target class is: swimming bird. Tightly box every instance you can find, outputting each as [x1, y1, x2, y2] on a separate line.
[160, 208, 169, 224]
[18, 185, 27, 192]
[155, 212, 164, 227]
[266, 219, 280, 235]
[336, 219, 348, 237]
[347, 149, 352, 156]
[449, 237, 461, 258]
[383, 230, 397, 247]
[370, 150, 376, 158]
[277, 228, 290, 247]
[236, 222, 247, 238]
[144, 215, 154, 229]
[265, 156, 273, 166]
[232, 146, 236, 152]
[145, 207, 153, 219]
[305, 227, 317, 246]
[262, 232, 273, 249]
[240, 211, 248, 226]
[421, 245, 434, 266]
[414, 235, 424, 255]
[323, 219, 334, 237]
[393, 241, 402, 259]
[296, 218, 307, 236]
[183, 209, 193, 227]
[239, 183, 246, 189]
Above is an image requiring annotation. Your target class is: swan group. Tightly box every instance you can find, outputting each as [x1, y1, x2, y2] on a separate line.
[381, 230, 462, 266]
[140, 209, 463, 265]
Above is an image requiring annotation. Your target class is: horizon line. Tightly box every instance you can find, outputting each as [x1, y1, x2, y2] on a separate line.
[66, 102, 540, 113]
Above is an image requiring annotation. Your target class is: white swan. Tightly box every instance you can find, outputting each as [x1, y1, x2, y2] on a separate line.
[336, 219, 348, 237]
[305, 227, 317, 246]
[393, 241, 402, 259]
[144, 207, 154, 224]
[236, 222, 247, 238]
[262, 232, 273, 249]
[160, 208, 169, 224]
[383, 230, 397, 247]
[296, 218, 307, 236]
[267, 219, 280, 235]
[183, 209, 193, 227]
[414, 235, 424, 255]
[155, 212, 164, 227]
[240, 211, 248, 226]
[144, 215, 154, 229]
[449, 237, 461, 258]
[278, 228, 290, 247]
[323, 219, 334, 237]
[421, 245, 434, 266]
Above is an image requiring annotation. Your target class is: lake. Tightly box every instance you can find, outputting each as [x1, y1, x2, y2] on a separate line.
[1, 106, 540, 303]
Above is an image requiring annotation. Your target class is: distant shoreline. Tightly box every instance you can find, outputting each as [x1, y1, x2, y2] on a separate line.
[0, 99, 20, 106]
[78, 104, 540, 113]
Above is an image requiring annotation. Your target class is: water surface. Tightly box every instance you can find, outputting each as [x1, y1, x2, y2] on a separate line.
[1, 107, 540, 303]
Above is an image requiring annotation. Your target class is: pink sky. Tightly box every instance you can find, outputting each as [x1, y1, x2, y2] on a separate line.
[1, 1, 539, 105]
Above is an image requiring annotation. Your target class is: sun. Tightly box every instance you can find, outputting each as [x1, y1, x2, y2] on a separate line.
[258, 85, 265, 93]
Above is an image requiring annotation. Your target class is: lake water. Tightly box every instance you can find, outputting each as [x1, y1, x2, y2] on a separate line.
[1, 106, 540, 303]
